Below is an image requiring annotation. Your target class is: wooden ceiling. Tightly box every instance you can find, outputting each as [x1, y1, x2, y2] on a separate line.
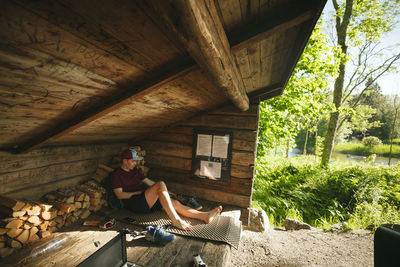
[0, 0, 326, 152]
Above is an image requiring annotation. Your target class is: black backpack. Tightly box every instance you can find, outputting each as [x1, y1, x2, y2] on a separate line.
[102, 175, 124, 209]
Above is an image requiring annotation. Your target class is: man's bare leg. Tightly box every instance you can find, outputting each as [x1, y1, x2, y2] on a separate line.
[171, 199, 222, 224]
[144, 181, 192, 230]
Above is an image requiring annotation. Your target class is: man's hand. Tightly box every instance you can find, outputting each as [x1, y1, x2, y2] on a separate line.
[112, 188, 142, 199]
[142, 178, 155, 187]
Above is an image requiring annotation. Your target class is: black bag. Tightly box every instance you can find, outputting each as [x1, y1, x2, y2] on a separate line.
[102, 175, 124, 209]
[374, 224, 400, 267]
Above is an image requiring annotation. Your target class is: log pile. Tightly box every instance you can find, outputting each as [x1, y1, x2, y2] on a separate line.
[76, 180, 107, 212]
[42, 186, 93, 229]
[0, 156, 142, 258]
[0, 177, 107, 257]
[0, 195, 58, 257]
[90, 164, 114, 183]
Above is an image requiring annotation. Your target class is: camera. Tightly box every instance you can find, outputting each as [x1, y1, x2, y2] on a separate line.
[193, 254, 207, 267]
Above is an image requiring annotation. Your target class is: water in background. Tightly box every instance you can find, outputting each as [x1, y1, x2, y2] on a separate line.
[289, 148, 399, 166]
[331, 151, 399, 166]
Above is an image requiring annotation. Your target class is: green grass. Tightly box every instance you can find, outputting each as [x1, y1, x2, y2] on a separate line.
[391, 138, 400, 145]
[253, 155, 400, 230]
[334, 142, 400, 157]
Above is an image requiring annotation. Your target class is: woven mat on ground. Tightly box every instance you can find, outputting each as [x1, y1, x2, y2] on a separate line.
[130, 211, 241, 248]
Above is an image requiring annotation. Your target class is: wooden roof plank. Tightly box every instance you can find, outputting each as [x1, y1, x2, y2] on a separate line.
[230, 7, 315, 53]
[277, 0, 327, 98]
[1, 1, 146, 85]
[12, 58, 196, 153]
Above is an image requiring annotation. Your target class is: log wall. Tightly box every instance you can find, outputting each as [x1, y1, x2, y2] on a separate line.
[141, 104, 259, 224]
[0, 143, 126, 200]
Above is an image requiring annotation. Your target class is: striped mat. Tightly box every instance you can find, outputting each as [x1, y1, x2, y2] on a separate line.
[129, 211, 241, 248]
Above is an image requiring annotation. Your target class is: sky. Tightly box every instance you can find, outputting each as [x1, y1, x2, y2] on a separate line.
[321, 1, 400, 96]
[375, 26, 400, 95]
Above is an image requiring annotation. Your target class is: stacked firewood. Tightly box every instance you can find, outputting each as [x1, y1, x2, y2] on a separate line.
[0, 160, 142, 257]
[0, 196, 58, 257]
[111, 146, 149, 176]
[42, 187, 92, 229]
[76, 180, 107, 212]
[90, 164, 114, 183]
[0, 178, 107, 257]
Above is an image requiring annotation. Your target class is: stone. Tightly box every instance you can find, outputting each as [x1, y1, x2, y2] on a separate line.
[244, 208, 270, 232]
[282, 218, 311, 230]
[331, 222, 349, 232]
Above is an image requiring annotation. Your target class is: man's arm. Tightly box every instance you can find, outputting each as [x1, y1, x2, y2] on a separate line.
[142, 178, 155, 187]
[112, 188, 142, 199]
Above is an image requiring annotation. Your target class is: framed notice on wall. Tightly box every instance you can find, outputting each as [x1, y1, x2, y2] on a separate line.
[192, 129, 233, 182]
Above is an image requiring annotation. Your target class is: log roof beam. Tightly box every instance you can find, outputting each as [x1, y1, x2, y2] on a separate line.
[146, 0, 250, 111]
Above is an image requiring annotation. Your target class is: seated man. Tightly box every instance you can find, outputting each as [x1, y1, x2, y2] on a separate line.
[111, 148, 222, 230]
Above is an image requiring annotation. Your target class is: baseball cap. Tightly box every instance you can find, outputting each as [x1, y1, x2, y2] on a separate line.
[121, 148, 143, 160]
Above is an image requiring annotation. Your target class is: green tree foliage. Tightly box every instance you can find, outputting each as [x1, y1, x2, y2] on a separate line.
[350, 105, 382, 138]
[358, 78, 391, 140]
[257, 24, 337, 157]
[321, 0, 400, 167]
[356, 82, 400, 142]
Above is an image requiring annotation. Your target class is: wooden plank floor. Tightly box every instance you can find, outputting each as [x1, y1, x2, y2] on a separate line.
[0, 207, 238, 267]
[117, 207, 235, 267]
[127, 233, 230, 266]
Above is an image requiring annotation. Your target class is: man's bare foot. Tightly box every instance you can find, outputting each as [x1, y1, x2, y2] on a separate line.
[203, 206, 223, 224]
[172, 218, 193, 231]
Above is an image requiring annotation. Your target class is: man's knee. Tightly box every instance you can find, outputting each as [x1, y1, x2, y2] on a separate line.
[155, 181, 167, 192]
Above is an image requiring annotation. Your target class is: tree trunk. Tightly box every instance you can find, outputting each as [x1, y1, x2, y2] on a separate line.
[286, 137, 290, 159]
[321, 0, 353, 167]
[315, 121, 319, 156]
[388, 97, 399, 166]
[321, 109, 340, 166]
[321, 59, 347, 166]
[303, 128, 309, 155]
[389, 138, 393, 166]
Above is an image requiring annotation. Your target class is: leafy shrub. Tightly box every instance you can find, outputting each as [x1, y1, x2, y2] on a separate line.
[348, 202, 400, 230]
[362, 136, 382, 147]
[253, 155, 400, 230]
[365, 154, 376, 163]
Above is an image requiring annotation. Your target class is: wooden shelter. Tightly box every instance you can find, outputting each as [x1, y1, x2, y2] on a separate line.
[0, 0, 326, 229]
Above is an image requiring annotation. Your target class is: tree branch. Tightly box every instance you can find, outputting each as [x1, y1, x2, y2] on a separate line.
[337, 52, 400, 133]
[343, 46, 400, 104]
[332, 0, 342, 35]
[337, 0, 353, 44]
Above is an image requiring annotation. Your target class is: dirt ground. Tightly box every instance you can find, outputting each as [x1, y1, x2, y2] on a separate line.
[230, 228, 374, 267]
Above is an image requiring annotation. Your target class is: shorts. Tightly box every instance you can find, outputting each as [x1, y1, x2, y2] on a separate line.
[124, 191, 162, 213]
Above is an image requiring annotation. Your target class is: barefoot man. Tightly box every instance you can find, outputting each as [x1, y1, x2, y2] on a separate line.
[111, 148, 222, 230]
